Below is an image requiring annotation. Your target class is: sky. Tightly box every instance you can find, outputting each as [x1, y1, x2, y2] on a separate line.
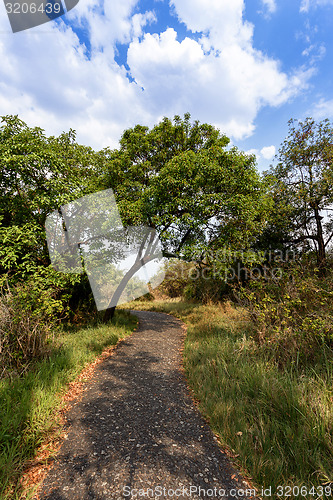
[0, 0, 333, 170]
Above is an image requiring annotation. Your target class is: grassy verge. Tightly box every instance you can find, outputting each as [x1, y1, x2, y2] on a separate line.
[0, 310, 138, 499]
[126, 298, 333, 498]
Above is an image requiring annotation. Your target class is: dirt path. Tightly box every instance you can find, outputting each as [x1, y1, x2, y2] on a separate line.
[39, 311, 248, 499]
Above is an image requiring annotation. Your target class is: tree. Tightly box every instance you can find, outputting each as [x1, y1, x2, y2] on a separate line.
[0, 115, 97, 282]
[266, 118, 333, 269]
[45, 188, 164, 323]
[0, 115, 99, 319]
[0, 113, 271, 321]
[98, 114, 270, 268]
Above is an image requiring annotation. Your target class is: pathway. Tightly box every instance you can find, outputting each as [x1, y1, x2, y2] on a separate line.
[39, 311, 248, 499]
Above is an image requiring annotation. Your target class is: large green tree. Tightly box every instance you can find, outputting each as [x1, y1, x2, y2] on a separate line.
[0, 115, 97, 282]
[97, 114, 270, 266]
[265, 118, 333, 268]
[0, 115, 100, 320]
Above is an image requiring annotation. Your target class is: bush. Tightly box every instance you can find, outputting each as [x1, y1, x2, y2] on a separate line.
[157, 259, 195, 298]
[0, 266, 79, 377]
[0, 288, 54, 378]
[157, 259, 229, 303]
[233, 258, 333, 363]
[183, 273, 229, 303]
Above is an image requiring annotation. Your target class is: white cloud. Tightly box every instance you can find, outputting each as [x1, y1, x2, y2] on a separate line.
[260, 145, 276, 159]
[246, 146, 276, 161]
[0, 0, 156, 149]
[245, 148, 259, 157]
[131, 11, 157, 38]
[260, 0, 277, 14]
[302, 43, 326, 62]
[169, 0, 253, 47]
[300, 0, 333, 12]
[0, 0, 312, 149]
[128, 0, 309, 139]
[300, 0, 310, 11]
[312, 98, 333, 119]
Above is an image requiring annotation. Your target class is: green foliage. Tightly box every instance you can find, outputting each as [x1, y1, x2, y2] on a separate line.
[0, 266, 85, 377]
[98, 114, 270, 262]
[263, 118, 333, 267]
[0, 116, 100, 344]
[182, 271, 229, 303]
[0, 113, 272, 325]
[157, 259, 196, 298]
[0, 115, 96, 224]
[155, 259, 230, 303]
[234, 258, 333, 363]
[0, 221, 43, 280]
[0, 115, 98, 284]
[0, 282, 54, 377]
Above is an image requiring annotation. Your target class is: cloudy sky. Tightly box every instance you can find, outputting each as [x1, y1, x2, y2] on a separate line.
[1, 0, 333, 169]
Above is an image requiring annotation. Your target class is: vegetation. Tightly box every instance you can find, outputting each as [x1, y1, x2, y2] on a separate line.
[261, 118, 333, 269]
[234, 259, 333, 362]
[127, 298, 333, 498]
[97, 113, 270, 262]
[1, 112, 332, 497]
[0, 310, 137, 499]
[0, 115, 99, 326]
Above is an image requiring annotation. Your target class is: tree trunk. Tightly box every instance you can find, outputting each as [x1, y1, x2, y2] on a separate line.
[102, 252, 160, 323]
[103, 305, 116, 323]
[314, 206, 326, 272]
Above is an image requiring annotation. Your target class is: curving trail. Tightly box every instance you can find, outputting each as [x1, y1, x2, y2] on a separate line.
[40, 311, 248, 500]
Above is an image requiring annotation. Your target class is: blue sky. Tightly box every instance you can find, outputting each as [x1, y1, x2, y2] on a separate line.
[1, 0, 333, 170]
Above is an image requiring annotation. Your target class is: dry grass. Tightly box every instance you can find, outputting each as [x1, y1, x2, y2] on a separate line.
[0, 290, 54, 378]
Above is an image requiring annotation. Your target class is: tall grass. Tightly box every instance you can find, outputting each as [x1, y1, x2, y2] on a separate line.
[0, 310, 137, 499]
[127, 298, 333, 497]
[233, 261, 333, 365]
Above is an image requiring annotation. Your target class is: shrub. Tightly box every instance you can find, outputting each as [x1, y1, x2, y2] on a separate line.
[233, 258, 333, 363]
[0, 289, 53, 377]
[157, 259, 229, 303]
[0, 267, 75, 377]
[157, 259, 195, 298]
[183, 272, 229, 303]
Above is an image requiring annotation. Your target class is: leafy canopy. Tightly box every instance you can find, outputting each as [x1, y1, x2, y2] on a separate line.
[98, 113, 270, 263]
[0, 114, 97, 281]
[264, 117, 333, 267]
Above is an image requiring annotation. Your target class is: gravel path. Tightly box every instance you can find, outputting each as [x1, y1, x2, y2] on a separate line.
[39, 311, 249, 499]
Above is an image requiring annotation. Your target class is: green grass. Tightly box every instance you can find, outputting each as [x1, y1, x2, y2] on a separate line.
[126, 298, 333, 498]
[0, 310, 138, 499]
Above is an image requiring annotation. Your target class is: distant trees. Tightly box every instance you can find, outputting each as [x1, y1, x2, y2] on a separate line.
[263, 118, 333, 269]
